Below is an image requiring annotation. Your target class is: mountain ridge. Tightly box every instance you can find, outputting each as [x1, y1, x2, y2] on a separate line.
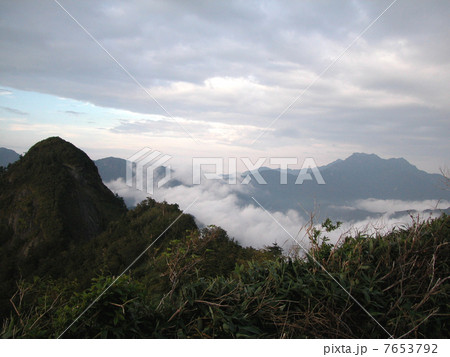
[0, 147, 20, 167]
[241, 153, 449, 221]
[0, 136, 127, 268]
[2, 144, 448, 221]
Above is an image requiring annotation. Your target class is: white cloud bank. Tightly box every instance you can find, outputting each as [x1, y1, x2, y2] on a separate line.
[354, 198, 450, 213]
[105, 179, 448, 251]
[106, 178, 305, 249]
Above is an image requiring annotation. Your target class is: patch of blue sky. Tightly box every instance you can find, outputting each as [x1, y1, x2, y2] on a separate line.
[0, 86, 162, 129]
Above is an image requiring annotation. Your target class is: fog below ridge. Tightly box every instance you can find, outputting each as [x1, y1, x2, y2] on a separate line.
[106, 178, 449, 250]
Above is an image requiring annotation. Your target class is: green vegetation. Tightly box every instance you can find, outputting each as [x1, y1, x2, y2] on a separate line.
[0, 137, 126, 317]
[0, 137, 448, 338]
[1, 214, 448, 338]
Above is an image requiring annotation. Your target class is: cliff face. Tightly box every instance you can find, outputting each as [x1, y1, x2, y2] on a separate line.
[0, 137, 126, 261]
[0, 137, 199, 319]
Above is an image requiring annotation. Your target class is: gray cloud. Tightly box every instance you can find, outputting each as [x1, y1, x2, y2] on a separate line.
[0, 0, 449, 171]
[111, 118, 187, 135]
[0, 106, 28, 116]
[60, 110, 85, 116]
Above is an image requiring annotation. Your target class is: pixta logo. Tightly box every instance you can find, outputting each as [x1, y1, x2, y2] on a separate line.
[127, 148, 325, 195]
[193, 157, 325, 185]
[126, 148, 171, 194]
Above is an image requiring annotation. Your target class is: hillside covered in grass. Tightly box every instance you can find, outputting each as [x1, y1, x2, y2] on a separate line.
[0, 137, 448, 339]
[2, 214, 449, 338]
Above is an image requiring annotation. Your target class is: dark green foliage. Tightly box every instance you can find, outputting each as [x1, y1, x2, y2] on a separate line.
[1, 138, 448, 338]
[263, 242, 284, 259]
[2, 215, 448, 338]
[155, 215, 449, 338]
[82, 198, 197, 277]
[0, 137, 127, 317]
[1, 277, 79, 338]
[1, 275, 160, 338]
[325, 215, 450, 338]
[54, 275, 161, 338]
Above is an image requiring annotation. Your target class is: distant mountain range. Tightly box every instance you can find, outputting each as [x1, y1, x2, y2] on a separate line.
[0, 147, 20, 167]
[240, 153, 450, 221]
[94, 156, 183, 189]
[2, 146, 449, 222]
[91, 152, 450, 221]
[94, 156, 126, 182]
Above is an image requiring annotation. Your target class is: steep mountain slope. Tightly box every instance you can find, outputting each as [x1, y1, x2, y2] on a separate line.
[0, 137, 126, 249]
[0, 147, 20, 167]
[0, 137, 128, 315]
[0, 137, 206, 320]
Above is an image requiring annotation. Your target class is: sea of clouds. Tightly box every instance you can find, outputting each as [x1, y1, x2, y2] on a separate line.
[106, 177, 449, 253]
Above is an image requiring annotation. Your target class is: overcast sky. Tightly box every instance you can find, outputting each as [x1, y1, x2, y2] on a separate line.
[0, 0, 449, 172]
